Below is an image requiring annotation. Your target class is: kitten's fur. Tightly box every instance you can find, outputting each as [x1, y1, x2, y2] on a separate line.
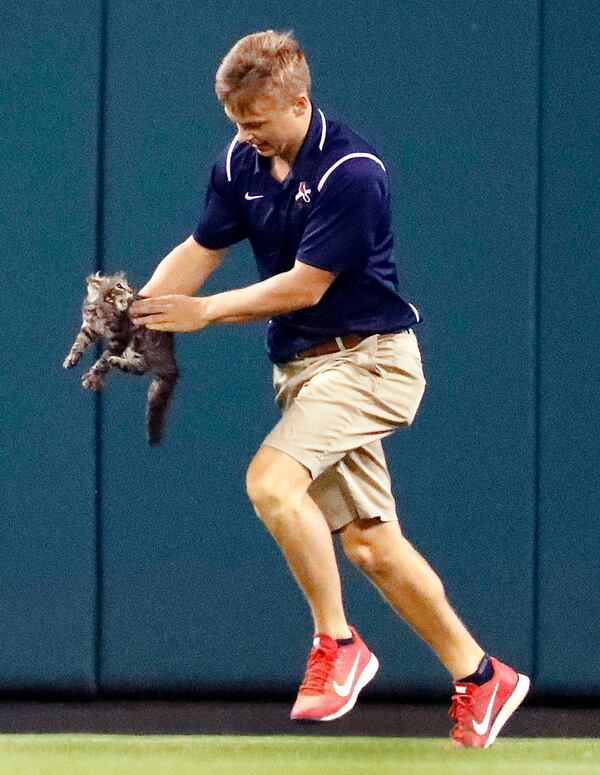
[64, 272, 178, 445]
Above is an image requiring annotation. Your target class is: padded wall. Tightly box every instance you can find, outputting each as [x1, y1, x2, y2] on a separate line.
[0, 2, 100, 693]
[536, 0, 600, 696]
[1, 0, 597, 700]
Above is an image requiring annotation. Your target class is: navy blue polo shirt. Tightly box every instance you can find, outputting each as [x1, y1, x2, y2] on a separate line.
[193, 102, 421, 363]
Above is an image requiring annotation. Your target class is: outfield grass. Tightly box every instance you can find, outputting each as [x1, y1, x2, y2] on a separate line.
[0, 735, 598, 775]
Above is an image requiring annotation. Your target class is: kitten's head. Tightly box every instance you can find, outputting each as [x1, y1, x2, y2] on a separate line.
[86, 272, 134, 312]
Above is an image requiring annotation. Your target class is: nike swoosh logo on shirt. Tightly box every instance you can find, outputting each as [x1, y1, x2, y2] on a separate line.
[472, 682, 500, 735]
[245, 193, 264, 200]
[333, 653, 361, 698]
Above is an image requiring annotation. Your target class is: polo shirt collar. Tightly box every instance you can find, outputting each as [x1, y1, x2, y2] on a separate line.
[254, 101, 325, 179]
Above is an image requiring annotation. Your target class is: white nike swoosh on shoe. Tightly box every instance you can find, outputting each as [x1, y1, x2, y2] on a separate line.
[245, 193, 264, 200]
[472, 682, 500, 735]
[333, 653, 361, 698]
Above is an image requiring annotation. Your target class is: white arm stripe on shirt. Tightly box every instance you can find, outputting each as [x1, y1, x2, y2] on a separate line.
[226, 135, 238, 183]
[317, 153, 386, 192]
[408, 302, 421, 323]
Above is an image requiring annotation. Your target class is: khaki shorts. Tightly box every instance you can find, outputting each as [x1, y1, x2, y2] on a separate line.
[262, 330, 426, 532]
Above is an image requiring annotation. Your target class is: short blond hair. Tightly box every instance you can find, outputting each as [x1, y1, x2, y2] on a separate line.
[215, 30, 311, 115]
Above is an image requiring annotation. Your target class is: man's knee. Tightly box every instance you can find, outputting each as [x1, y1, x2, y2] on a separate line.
[343, 532, 392, 578]
[246, 446, 311, 522]
[342, 522, 447, 600]
[246, 464, 286, 513]
[341, 519, 396, 576]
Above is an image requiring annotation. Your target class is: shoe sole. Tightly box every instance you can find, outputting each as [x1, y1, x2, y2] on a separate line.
[484, 672, 531, 749]
[298, 652, 379, 723]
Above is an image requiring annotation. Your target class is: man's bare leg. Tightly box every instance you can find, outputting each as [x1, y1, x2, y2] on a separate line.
[246, 445, 352, 640]
[339, 517, 484, 681]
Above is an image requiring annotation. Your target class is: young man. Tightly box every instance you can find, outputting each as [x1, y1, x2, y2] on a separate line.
[131, 30, 529, 747]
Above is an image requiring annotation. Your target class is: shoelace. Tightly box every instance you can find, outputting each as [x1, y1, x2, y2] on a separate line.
[299, 643, 338, 694]
[448, 690, 475, 737]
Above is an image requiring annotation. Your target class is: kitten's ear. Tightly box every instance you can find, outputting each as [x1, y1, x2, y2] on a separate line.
[86, 273, 103, 301]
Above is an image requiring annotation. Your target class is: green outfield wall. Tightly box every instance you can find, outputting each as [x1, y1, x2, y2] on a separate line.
[1, 0, 597, 699]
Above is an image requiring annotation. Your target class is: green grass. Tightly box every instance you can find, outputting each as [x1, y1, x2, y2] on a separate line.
[0, 735, 598, 775]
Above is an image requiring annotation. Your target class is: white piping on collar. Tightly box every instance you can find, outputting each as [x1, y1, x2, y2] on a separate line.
[317, 152, 386, 192]
[226, 135, 238, 182]
[317, 108, 327, 151]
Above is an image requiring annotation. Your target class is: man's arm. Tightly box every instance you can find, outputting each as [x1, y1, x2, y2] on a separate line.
[204, 260, 335, 323]
[130, 260, 336, 331]
[138, 235, 226, 297]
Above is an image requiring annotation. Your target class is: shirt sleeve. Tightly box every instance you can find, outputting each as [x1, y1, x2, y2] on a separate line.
[296, 160, 388, 273]
[193, 150, 247, 249]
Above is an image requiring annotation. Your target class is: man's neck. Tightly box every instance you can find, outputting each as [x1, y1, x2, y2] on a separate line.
[270, 155, 291, 182]
[278, 103, 313, 167]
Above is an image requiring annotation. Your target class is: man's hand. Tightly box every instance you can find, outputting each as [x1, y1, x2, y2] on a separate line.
[130, 295, 209, 332]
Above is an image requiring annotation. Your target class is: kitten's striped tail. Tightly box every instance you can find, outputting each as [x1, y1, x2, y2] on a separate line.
[146, 369, 178, 446]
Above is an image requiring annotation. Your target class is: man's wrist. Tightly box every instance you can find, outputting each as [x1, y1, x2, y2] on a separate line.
[201, 295, 218, 325]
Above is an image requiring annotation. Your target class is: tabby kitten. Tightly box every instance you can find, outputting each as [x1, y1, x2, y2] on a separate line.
[63, 272, 178, 445]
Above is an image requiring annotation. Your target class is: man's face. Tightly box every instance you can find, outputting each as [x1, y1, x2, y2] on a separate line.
[224, 94, 309, 158]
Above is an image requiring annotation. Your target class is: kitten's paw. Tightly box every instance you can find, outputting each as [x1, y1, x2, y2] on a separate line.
[107, 356, 123, 367]
[82, 372, 104, 390]
[63, 353, 80, 368]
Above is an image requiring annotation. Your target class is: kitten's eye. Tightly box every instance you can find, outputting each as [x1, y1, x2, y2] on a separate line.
[116, 283, 124, 290]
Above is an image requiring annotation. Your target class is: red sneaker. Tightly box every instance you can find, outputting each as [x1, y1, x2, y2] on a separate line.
[449, 657, 530, 748]
[290, 626, 379, 721]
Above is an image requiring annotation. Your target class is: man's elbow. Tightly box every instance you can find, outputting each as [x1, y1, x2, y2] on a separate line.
[291, 264, 336, 308]
[300, 284, 329, 308]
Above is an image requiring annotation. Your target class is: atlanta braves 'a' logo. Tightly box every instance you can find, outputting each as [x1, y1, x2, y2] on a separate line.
[295, 182, 311, 203]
